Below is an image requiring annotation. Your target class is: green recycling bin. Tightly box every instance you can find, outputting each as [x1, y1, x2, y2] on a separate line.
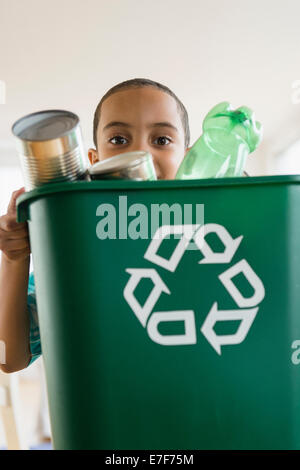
[17, 175, 300, 450]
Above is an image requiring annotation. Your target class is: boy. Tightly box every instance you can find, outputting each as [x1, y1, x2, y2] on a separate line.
[0, 78, 191, 373]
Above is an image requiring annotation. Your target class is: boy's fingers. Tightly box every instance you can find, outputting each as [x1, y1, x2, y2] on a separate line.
[9, 228, 29, 239]
[0, 226, 28, 239]
[0, 214, 27, 232]
[7, 187, 25, 215]
[5, 238, 30, 251]
[4, 247, 31, 261]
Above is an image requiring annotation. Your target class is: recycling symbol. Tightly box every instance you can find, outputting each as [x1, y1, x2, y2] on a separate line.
[123, 223, 265, 355]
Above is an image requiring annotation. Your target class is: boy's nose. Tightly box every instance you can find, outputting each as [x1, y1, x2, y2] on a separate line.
[131, 142, 150, 153]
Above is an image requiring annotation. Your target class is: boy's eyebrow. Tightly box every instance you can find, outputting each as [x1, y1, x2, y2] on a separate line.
[103, 121, 178, 133]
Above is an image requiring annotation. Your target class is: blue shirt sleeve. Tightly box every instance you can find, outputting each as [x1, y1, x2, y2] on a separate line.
[27, 272, 42, 366]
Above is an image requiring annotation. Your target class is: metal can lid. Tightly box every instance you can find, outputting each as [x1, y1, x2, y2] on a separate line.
[12, 109, 79, 142]
[89, 151, 152, 176]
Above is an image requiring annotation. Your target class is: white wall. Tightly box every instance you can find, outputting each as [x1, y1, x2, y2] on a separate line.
[1, 0, 300, 177]
[0, 166, 23, 215]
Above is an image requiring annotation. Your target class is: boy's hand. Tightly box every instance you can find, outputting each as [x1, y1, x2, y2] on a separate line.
[0, 187, 31, 262]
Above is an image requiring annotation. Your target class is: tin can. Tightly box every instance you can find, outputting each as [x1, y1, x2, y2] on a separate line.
[88, 151, 157, 181]
[12, 109, 89, 190]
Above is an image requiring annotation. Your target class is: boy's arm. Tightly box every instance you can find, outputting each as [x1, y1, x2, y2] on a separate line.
[0, 188, 32, 373]
[0, 255, 31, 372]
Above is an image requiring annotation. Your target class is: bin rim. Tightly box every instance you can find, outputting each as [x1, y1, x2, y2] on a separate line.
[16, 174, 300, 223]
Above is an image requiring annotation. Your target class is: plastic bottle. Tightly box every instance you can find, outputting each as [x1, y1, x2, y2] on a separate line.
[175, 101, 263, 180]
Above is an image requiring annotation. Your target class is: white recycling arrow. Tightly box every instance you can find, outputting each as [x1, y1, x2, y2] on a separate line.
[193, 223, 243, 264]
[144, 224, 200, 272]
[218, 259, 265, 308]
[147, 310, 197, 345]
[200, 302, 259, 355]
[123, 268, 170, 327]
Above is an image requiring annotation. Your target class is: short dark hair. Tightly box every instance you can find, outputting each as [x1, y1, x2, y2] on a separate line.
[92, 78, 190, 149]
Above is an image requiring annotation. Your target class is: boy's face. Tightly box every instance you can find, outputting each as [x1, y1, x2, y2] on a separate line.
[88, 87, 190, 179]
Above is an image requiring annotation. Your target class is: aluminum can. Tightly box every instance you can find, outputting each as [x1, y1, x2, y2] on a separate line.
[12, 109, 89, 190]
[88, 151, 156, 181]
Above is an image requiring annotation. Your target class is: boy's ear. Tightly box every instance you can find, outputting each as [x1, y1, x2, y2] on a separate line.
[88, 148, 100, 165]
[184, 146, 191, 156]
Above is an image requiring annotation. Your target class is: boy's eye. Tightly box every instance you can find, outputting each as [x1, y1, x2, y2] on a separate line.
[109, 135, 128, 145]
[154, 136, 172, 146]
[108, 135, 172, 146]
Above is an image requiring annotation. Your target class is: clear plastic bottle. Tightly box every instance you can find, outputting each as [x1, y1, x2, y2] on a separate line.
[175, 101, 263, 180]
